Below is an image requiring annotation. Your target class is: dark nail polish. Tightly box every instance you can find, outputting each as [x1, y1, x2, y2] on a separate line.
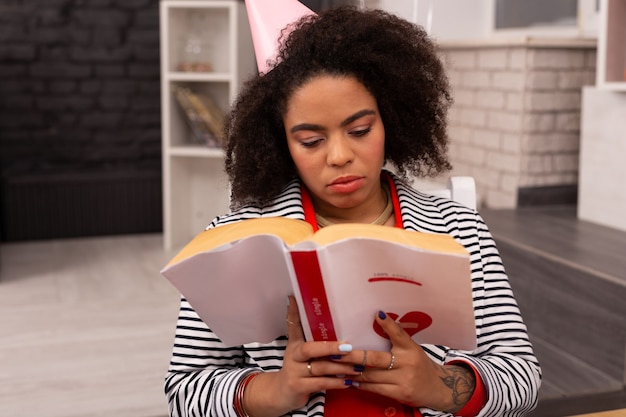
[344, 379, 354, 386]
[378, 310, 386, 319]
[354, 364, 365, 372]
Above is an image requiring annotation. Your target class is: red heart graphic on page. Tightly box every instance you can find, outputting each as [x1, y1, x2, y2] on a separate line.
[373, 312, 433, 339]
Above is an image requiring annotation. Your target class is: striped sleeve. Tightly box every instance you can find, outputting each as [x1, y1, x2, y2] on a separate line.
[164, 298, 256, 417]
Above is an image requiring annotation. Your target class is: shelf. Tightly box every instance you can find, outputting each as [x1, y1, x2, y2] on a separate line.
[166, 72, 234, 82]
[160, 0, 255, 249]
[169, 145, 225, 158]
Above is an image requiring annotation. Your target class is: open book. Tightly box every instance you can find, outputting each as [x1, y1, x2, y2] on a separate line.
[161, 217, 477, 351]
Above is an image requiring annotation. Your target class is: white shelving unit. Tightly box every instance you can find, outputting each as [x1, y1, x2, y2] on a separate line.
[596, 0, 626, 90]
[160, 0, 256, 249]
[578, 0, 626, 232]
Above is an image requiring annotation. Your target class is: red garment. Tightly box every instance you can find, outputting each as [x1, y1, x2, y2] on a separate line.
[326, 389, 417, 417]
[325, 365, 486, 417]
[300, 173, 486, 417]
[301, 172, 403, 232]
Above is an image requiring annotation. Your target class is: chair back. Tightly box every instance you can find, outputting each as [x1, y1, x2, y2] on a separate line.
[421, 176, 477, 210]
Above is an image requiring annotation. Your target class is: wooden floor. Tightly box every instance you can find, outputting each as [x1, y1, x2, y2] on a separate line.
[1, 206, 625, 417]
[481, 206, 626, 417]
[480, 206, 626, 285]
[568, 409, 626, 417]
[0, 234, 181, 417]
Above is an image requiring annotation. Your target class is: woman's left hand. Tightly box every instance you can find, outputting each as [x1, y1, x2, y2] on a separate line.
[343, 311, 476, 413]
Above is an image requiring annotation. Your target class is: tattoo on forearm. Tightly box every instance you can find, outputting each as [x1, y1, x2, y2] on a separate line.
[440, 365, 476, 412]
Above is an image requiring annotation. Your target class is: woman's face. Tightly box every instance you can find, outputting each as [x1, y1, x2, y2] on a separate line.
[283, 74, 386, 221]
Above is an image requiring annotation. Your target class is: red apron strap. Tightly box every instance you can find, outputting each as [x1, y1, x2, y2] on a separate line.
[301, 172, 403, 230]
[301, 184, 319, 232]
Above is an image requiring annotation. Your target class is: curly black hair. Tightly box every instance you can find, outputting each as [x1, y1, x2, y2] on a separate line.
[224, 6, 452, 208]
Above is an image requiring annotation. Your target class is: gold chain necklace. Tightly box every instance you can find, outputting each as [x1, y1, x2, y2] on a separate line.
[315, 184, 393, 228]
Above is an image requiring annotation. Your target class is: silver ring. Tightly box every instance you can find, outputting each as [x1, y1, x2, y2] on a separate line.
[361, 350, 368, 367]
[387, 353, 395, 370]
[307, 360, 314, 376]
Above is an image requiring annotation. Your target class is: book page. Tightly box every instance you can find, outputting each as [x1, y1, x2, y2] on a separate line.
[309, 223, 468, 255]
[165, 217, 315, 267]
[314, 238, 476, 351]
[162, 234, 296, 346]
[166, 218, 464, 270]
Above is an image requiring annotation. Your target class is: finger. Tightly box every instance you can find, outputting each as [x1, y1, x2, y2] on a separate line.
[350, 349, 395, 370]
[298, 340, 354, 363]
[348, 380, 399, 400]
[286, 296, 305, 342]
[375, 310, 414, 347]
[351, 352, 397, 386]
[300, 375, 356, 392]
[305, 359, 363, 378]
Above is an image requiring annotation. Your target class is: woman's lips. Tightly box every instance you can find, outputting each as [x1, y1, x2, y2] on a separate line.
[328, 176, 364, 194]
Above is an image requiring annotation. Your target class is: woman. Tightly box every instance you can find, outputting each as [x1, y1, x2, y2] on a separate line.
[165, 6, 541, 417]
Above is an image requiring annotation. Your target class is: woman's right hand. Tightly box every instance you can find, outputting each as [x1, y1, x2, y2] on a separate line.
[242, 296, 359, 417]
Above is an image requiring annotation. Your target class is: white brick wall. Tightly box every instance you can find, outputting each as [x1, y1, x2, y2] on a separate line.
[504, 92, 523, 111]
[527, 49, 586, 69]
[439, 40, 596, 209]
[492, 71, 525, 91]
[477, 49, 509, 70]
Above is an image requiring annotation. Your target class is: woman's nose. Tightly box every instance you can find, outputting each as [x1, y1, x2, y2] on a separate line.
[326, 136, 354, 166]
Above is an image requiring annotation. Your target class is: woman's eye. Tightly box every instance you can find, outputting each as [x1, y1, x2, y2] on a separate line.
[301, 138, 323, 148]
[351, 127, 371, 137]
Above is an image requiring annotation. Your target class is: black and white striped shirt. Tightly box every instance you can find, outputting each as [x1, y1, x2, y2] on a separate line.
[164, 175, 541, 417]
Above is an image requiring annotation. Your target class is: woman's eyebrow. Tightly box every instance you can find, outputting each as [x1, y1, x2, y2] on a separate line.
[290, 123, 324, 133]
[340, 109, 376, 127]
[290, 109, 376, 134]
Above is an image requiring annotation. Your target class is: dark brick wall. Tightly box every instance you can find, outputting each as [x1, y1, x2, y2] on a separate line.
[0, 0, 162, 241]
[0, 0, 161, 175]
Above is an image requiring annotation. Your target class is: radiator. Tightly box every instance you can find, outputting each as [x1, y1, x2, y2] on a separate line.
[1, 171, 162, 241]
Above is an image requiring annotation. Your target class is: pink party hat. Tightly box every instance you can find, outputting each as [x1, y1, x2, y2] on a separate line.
[245, 0, 316, 74]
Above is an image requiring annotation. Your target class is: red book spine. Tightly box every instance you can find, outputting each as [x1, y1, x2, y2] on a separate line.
[290, 251, 337, 342]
